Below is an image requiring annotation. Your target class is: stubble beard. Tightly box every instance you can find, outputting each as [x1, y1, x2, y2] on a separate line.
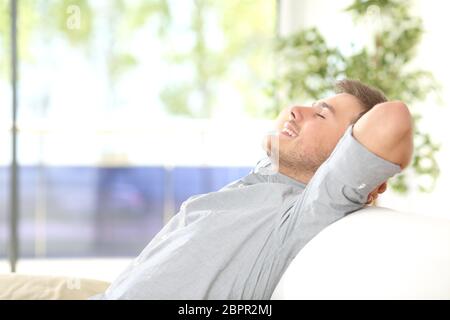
[278, 139, 329, 181]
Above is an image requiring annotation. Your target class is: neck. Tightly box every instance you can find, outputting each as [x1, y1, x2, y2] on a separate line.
[278, 164, 313, 185]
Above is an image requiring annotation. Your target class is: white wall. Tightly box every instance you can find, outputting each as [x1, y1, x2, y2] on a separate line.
[280, 0, 450, 218]
[382, 0, 450, 218]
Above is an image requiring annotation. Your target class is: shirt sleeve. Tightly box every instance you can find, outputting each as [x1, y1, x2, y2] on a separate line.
[282, 124, 402, 249]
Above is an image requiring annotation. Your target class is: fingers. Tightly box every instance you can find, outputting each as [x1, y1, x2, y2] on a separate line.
[366, 193, 379, 205]
[367, 181, 388, 204]
[378, 182, 387, 194]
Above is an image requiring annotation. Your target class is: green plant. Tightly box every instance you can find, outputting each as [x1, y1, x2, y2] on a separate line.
[271, 0, 442, 193]
[160, 0, 276, 118]
[0, 1, 170, 86]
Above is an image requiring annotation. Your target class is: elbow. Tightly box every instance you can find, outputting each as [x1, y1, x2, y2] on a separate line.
[354, 101, 414, 170]
[375, 101, 414, 169]
[374, 101, 414, 138]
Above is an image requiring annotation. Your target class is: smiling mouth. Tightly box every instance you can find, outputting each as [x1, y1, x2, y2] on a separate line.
[281, 121, 298, 138]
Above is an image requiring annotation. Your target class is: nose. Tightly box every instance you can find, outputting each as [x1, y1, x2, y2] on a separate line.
[289, 106, 307, 122]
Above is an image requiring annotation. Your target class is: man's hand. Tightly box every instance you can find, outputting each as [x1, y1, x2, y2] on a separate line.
[366, 181, 387, 205]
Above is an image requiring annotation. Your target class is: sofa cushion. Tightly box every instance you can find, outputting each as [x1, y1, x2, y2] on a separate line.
[0, 274, 110, 300]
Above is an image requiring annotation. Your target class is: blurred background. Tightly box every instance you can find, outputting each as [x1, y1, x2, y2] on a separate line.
[0, 0, 449, 281]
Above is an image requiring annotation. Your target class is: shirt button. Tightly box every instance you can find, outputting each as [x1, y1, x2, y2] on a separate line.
[358, 183, 366, 190]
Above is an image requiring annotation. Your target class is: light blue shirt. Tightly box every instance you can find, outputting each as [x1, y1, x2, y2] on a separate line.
[90, 125, 401, 300]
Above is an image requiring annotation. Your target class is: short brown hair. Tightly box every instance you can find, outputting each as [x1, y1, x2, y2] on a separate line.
[334, 79, 388, 123]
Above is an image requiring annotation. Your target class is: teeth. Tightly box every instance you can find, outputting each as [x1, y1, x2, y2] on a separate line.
[282, 128, 297, 138]
[282, 122, 298, 137]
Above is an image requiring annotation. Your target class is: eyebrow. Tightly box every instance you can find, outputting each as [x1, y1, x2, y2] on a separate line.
[314, 101, 336, 115]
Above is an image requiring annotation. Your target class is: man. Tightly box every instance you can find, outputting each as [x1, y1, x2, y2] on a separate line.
[90, 79, 413, 300]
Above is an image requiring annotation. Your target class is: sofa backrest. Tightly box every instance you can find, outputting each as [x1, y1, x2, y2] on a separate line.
[271, 207, 450, 299]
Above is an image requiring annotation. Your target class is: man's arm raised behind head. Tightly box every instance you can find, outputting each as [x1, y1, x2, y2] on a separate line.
[280, 102, 407, 250]
[353, 101, 414, 170]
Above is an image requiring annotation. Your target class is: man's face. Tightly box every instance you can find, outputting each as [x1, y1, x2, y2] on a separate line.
[274, 93, 365, 177]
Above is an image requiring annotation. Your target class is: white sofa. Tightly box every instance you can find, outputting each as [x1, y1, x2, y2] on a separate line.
[2, 207, 449, 300]
[271, 206, 450, 300]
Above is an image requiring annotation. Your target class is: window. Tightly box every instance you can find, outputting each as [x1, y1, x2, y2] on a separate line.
[0, 0, 12, 270]
[0, 0, 277, 264]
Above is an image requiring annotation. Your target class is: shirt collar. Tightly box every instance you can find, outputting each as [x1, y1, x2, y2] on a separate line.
[250, 158, 306, 190]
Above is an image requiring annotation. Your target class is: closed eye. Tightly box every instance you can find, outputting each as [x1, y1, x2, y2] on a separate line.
[315, 113, 326, 119]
